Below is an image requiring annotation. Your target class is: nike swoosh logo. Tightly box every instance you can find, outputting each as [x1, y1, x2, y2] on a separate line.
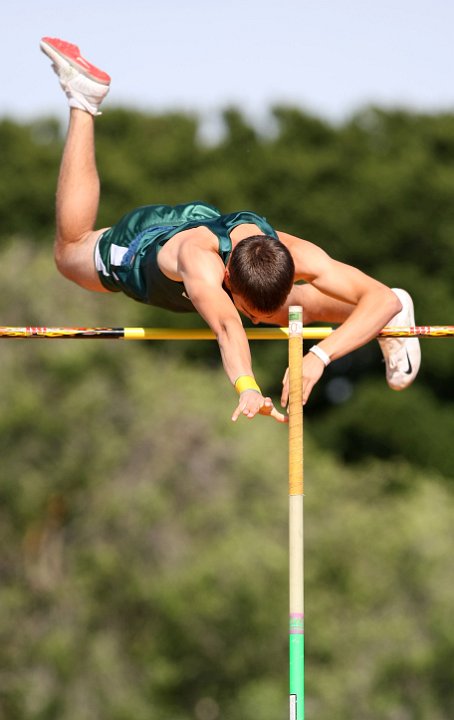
[404, 351, 413, 374]
[181, 291, 191, 301]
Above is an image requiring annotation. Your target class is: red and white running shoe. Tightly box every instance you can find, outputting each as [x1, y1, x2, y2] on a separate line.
[40, 37, 111, 115]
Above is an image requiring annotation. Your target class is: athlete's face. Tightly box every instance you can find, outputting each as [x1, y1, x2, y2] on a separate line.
[224, 268, 275, 324]
[231, 293, 274, 325]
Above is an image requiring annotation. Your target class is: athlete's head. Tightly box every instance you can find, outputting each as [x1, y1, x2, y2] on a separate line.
[227, 235, 295, 315]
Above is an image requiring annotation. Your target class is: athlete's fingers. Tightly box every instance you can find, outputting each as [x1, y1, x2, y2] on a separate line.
[232, 395, 286, 423]
[231, 402, 246, 422]
[231, 393, 263, 422]
[260, 397, 288, 423]
[281, 367, 289, 407]
[270, 406, 289, 423]
[302, 377, 316, 406]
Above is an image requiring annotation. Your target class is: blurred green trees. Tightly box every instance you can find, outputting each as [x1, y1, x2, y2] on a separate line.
[0, 106, 453, 719]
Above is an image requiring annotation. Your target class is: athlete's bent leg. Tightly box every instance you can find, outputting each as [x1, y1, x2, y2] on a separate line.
[295, 283, 420, 391]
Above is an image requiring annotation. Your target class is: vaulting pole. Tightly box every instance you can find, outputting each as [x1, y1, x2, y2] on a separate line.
[288, 307, 304, 719]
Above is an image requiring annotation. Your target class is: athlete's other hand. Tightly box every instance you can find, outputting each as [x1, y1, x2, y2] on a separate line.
[281, 352, 326, 408]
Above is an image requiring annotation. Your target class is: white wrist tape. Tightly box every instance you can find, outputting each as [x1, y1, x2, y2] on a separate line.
[308, 345, 331, 367]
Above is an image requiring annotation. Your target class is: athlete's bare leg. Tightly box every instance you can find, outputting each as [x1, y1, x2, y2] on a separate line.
[280, 282, 420, 398]
[54, 110, 108, 291]
[40, 37, 111, 292]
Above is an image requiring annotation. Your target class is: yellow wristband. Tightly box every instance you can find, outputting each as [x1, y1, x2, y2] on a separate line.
[234, 375, 262, 395]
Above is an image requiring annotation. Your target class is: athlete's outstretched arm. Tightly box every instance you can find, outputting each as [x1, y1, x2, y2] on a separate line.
[178, 242, 287, 423]
[278, 233, 401, 405]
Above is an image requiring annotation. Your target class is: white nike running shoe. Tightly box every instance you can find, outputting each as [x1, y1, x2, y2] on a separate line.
[378, 288, 421, 390]
[40, 37, 111, 116]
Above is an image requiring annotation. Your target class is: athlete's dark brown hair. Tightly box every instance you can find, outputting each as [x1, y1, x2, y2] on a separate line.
[228, 235, 295, 313]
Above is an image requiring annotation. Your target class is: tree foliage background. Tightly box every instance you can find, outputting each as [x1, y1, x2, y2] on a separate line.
[0, 106, 453, 720]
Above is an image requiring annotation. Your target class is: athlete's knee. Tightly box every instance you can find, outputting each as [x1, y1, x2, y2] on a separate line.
[53, 239, 71, 278]
[53, 237, 84, 284]
[53, 239, 65, 273]
[53, 230, 106, 292]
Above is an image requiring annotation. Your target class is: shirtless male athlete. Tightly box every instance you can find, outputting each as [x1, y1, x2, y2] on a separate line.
[40, 37, 421, 424]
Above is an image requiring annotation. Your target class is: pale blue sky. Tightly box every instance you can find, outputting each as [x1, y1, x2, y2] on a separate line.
[1, 0, 452, 127]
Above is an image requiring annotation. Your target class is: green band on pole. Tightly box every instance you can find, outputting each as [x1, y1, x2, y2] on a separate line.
[290, 634, 305, 719]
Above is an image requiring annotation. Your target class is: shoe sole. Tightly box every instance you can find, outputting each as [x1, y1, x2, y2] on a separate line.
[40, 37, 111, 85]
